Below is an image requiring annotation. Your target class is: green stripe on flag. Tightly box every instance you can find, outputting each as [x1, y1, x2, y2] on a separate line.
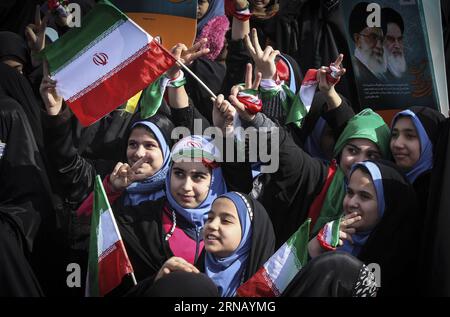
[330, 217, 342, 248]
[287, 218, 311, 269]
[140, 76, 164, 119]
[42, 1, 128, 74]
[282, 85, 307, 128]
[87, 175, 112, 297]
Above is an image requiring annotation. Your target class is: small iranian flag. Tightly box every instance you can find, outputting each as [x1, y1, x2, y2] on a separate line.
[42, 0, 176, 126]
[237, 219, 311, 297]
[300, 64, 341, 111]
[86, 175, 135, 297]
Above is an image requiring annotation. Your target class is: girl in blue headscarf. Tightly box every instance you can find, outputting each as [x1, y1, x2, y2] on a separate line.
[77, 115, 174, 215]
[153, 191, 275, 297]
[113, 135, 228, 289]
[308, 160, 420, 296]
[390, 106, 445, 213]
[202, 192, 275, 296]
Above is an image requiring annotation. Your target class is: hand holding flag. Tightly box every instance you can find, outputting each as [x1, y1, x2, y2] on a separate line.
[41, 1, 176, 126]
[229, 63, 262, 121]
[317, 54, 346, 94]
[212, 94, 236, 136]
[39, 60, 63, 116]
[165, 38, 210, 79]
[300, 54, 346, 111]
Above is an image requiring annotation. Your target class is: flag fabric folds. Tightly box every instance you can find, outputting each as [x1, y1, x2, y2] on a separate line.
[86, 175, 134, 297]
[41, 0, 176, 126]
[236, 219, 311, 297]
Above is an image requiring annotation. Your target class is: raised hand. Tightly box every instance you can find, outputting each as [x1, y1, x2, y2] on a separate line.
[228, 63, 262, 122]
[318, 54, 346, 94]
[25, 5, 49, 53]
[338, 212, 361, 246]
[244, 28, 279, 79]
[109, 155, 154, 192]
[166, 39, 210, 78]
[212, 94, 236, 135]
[39, 60, 63, 116]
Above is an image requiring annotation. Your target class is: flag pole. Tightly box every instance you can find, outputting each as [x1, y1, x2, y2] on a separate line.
[176, 59, 217, 100]
[156, 42, 217, 100]
[131, 272, 137, 286]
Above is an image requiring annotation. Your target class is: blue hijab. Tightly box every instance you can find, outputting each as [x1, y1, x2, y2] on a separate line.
[165, 135, 227, 228]
[339, 161, 385, 257]
[392, 109, 434, 183]
[205, 192, 253, 297]
[123, 121, 170, 206]
[197, 0, 224, 34]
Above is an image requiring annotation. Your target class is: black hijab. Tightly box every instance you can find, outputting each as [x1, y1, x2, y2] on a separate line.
[0, 94, 61, 295]
[0, 206, 44, 297]
[0, 0, 36, 38]
[0, 95, 52, 218]
[283, 251, 377, 297]
[355, 160, 420, 296]
[0, 63, 45, 152]
[0, 31, 29, 68]
[199, 194, 275, 274]
[241, 194, 276, 281]
[145, 271, 219, 297]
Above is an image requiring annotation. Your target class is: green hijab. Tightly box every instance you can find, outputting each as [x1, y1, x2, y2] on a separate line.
[311, 109, 391, 235]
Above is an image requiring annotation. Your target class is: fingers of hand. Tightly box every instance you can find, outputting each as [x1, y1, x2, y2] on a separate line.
[318, 69, 327, 84]
[262, 46, 274, 61]
[214, 93, 225, 106]
[341, 213, 362, 227]
[35, 5, 41, 26]
[112, 162, 124, 177]
[245, 63, 253, 88]
[334, 54, 344, 67]
[167, 257, 199, 273]
[230, 85, 244, 97]
[252, 72, 262, 90]
[244, 34, 256, 56]
[251, 28, 263, 56]
[229, 95, 246, 114]
[25, 25, 37, 43]
[118, 163, 130, 177]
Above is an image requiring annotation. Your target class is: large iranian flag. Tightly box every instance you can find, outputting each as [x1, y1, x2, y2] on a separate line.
[42, 0, 176, 126]
[86, 175, 134, 297]
[237, 219, 311, 297]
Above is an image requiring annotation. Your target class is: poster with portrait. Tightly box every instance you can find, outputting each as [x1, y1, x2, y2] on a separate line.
[341, 0, 448, 118]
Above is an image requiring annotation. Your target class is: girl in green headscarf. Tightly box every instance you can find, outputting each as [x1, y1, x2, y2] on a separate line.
[309, 108, 391, 235]
[238, 107, 390, 246]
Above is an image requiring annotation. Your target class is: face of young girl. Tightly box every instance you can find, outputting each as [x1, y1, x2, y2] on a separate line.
[343, 169, 380, 232]
[204, 197, 242, 258]
[126, 127, 164, 177]
[197, 0, 210, 19]
[390, 117, 421, 172]
[170, 161, 212, 208]
[339, 138, 382, 178]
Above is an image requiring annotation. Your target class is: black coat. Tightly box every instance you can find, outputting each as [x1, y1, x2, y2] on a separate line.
[419, 118, 450, 296]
